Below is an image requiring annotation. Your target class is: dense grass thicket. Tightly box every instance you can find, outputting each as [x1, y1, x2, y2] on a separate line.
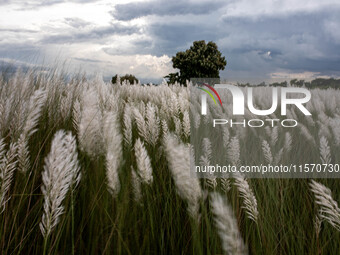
[0, 69, 340, 254]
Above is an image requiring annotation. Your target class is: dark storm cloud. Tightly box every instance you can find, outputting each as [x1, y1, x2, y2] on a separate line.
[144, 22, 223, 56]
[100, 21, 224, 57]
[199, 10, 340, 78]
[111, 0, 226, 21]
[40, 23, 141, 44]
[131, 7, 340, 78]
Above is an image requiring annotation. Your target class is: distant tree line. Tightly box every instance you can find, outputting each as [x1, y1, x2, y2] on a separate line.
[112, 74, 139, 85]
[236, 78, 340, 89]
[290, 78, 340, 89]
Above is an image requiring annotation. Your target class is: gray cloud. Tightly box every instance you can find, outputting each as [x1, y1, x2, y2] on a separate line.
[0, 28, 38, 33]
[0, 0, 10, 5]
[106, 6, 340, 80]
[1, 0, 340, 82]
[12, 0, 101, 9]
[111, 0, 226, 21]
[0, 43, 41, 61]
[145, 22, 223, 56]
[103, 38, 154, 56]
[40, 23, 141, 44]
[138, 7, 340, 79]
[73, 57, 109, 63]
[221, 11, 340, 73]
[64, 18, 92, 29]
[0, 59, 50, 74]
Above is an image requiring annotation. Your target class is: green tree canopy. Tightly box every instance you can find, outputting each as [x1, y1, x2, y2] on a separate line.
[165, 40, 227, 84]
[112, 74, 139, 85]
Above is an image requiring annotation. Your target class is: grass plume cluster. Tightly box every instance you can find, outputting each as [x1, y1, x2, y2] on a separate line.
[0, 69, 340, 254]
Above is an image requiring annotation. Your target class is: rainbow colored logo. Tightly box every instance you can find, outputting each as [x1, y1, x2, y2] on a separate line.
[197, 83, 223, 106]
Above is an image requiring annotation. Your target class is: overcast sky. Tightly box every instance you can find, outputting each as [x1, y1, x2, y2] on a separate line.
[0, 0, 340, 83]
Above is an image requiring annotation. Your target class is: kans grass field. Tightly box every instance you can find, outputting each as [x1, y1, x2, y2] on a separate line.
[1, 68, 340, 254]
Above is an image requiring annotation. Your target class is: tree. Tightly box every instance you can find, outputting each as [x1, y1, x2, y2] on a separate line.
[270, 81, 287, 87]
[290, 79, 297, 86]
[112, 74, 138, 85]
[165, 40, 227, 84]
[290, 79, 305, 87]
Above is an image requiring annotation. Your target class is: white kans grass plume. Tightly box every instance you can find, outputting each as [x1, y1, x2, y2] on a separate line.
[0, 138, 5, 160]
[234, 174, 259, 223]
[0, 97, 5, 136]
[168, 94, 180, 118]
[221, 178, 231, 193]
[17, 134, 30, 173]
[235, 126, 247, 141]
[274, 148, 283, 165]
[103, 112, 123, 196]
[72, 99, 81, 133]
[138, 101, 147, 117]
[305, 115, 315, 128]
[210, 193, 247, 255]
[17, 89, 47, 173]
[178, 89, 190, 115]
[264, 126, 271, 139]
[59, 84, 80, 123]
[182, 110, 190, 140]
[145, 103, 160, 147]
[45, 77, 64, 125]
[270, 126, 278, 147]
[318, 124, 332, 142]
[60, 90, 74, 122]
[123, 105, 133, 148]
[161, 120, 169, 138]
[262, 140, 273, 164]
[299, 124, 316, 147]
[227, 137, 241, 167]
[200, 153, 217, 190]
[329, 118, 340, 146]
[191, 108, 201, 130]
[22, 89, 47, 137]
[205, 177, 217, 190]
[309, 180, 340, 231]
[319, 136, 331, 164]
[163, 134, 202, 218]
[134, 138, 153, 184]
[201, 138, 212, 162]
[200, 138, 217, 190]
[200, 156, 217, 190]
[40, 130, 81, 237]
[0, 142, 18, 213]
[222, 127, 230, 149]
[78, 88, 103, 157]
[283, 132, 292, 153]
[173, 116, 182, 138]
[131, 166, 142, 203]
[314, 213, 322, 236]
[133, 107, 148, 142]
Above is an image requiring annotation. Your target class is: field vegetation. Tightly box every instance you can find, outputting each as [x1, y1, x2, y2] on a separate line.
[0, 69, 340, 254]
